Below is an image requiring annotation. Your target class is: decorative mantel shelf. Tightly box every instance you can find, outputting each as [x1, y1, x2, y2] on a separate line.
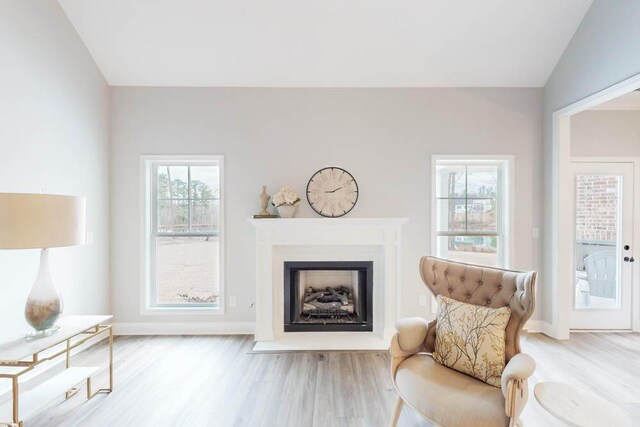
[248, 217, 408, 227]
[248, 217, 408, 351]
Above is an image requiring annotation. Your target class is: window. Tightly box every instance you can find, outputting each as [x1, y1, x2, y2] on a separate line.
[432, 157, 511, 268]
[142, 156, 224, 313]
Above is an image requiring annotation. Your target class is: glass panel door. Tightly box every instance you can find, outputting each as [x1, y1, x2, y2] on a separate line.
[570, 163, 633, 330]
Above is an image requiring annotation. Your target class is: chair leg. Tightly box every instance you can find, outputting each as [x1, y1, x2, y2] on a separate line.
[389, 396, 404, 427]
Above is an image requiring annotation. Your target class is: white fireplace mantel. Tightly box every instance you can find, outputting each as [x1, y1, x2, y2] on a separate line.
[248, 217, 408, 351]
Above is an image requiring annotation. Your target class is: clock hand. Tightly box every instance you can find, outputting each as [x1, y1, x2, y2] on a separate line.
[326, 187, 343, 193]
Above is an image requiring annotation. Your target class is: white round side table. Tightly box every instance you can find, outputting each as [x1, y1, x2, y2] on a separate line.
[534, 382, 632, 427]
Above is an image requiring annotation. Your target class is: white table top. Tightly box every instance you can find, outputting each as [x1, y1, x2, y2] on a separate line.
[534, 382, 632, 427]
[0, 315, 112, 362]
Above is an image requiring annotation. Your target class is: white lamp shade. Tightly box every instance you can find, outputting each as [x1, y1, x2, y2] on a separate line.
[0, 193, 86, 249]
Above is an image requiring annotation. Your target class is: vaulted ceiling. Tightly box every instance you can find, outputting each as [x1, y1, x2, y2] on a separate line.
[57, 0, 593, 87]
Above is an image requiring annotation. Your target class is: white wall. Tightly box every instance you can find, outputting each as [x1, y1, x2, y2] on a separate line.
[0, 1, 110, 341]
[542, 0, 640, 324]
[571, 110, 640, 157]
[110, 87, 543, 327]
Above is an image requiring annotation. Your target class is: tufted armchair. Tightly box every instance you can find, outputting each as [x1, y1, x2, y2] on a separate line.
[389, 257, 537, 427]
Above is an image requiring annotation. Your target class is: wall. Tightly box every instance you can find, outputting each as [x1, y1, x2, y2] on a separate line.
[0, 1, 110, 341]
[571, 110, 640, 157]
[542, 0, 640, 326]
[110, 87, 543, 328]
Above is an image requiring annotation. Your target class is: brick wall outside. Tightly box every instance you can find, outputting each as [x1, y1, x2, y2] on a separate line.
[575, 175, 618, 242]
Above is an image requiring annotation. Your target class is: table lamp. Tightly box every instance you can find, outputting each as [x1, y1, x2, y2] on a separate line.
[0, 193, 86, 339]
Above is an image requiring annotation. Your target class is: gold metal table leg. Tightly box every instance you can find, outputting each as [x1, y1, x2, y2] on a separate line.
[66, 387, 80, 400]
[66, 338, 71, 369]
[87, 326, 114, 399]
[12, 376, 19, 425]
[108, 326, 113, 392]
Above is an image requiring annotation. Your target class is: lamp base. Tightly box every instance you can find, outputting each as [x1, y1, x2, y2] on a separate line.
[24, 249, 64, 337]
[25, 325, 61, 342]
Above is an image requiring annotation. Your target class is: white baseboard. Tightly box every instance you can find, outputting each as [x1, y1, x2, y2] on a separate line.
[524, 320, 555, 336]
[253, 332, 390, 352]
[113, 322, 256, 336]
[115, 320, 557, 338]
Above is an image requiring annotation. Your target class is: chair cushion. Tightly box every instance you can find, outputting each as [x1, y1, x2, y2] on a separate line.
[395, 354, 508, 427]
[433, 295, 511, 386]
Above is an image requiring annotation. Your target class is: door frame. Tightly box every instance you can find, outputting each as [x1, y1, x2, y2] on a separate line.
[568, 160, 635, 330]
[551, 72, 640, 339]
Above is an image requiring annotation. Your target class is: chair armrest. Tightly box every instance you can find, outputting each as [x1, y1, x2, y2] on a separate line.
[501, 353, 536, 394]
[501, 353, 535, 424]
[389, 318, 429, 377]
[394, 317, 429, 354]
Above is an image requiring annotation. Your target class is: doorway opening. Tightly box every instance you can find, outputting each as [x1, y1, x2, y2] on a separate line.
[553, 77, 640, 338]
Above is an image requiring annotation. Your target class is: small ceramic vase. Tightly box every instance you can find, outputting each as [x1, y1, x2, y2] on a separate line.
[277, 204, 297, 218]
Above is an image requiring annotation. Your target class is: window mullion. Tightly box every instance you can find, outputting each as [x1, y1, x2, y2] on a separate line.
[151, 164, 157, 236]
[464, 165, 468, 232]
[187, 166, 192, 233]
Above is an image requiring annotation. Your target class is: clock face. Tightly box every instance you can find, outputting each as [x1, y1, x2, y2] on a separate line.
[306, 167, 359, 218]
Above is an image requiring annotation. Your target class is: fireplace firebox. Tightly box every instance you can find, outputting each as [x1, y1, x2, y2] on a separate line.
[284, 261, 373, 332]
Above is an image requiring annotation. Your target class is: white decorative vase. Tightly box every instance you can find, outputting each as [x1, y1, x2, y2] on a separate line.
[277, 204, 297, 218]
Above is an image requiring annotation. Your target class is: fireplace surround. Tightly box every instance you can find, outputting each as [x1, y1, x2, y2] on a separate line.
[284, 261, 373, 332]
[248, 217, 407, 351]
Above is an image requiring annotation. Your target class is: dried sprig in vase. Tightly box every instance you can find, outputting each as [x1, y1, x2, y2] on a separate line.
[25, 249, 63, 334]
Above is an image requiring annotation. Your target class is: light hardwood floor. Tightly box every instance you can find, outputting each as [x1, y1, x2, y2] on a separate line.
[23, 332, 640, 426]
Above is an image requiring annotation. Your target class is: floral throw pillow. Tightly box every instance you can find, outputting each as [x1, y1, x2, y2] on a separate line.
[432, 295, 511, 387]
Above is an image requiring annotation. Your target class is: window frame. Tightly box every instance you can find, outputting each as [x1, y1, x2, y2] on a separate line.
[140, 155, 225, 315]
[430, 155, 514, 269]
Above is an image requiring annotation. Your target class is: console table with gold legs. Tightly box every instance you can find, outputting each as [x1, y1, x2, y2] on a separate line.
[0, 315, 113, 427]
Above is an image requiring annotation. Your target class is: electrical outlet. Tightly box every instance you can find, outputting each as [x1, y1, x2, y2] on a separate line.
[419, 295, 427, 306]
[229, 296, 237, 307]
[532, 227, 540, 239]
[86, 232, 94, 244]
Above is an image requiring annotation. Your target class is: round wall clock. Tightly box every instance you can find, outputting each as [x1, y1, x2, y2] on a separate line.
[306, 167, 359, 218]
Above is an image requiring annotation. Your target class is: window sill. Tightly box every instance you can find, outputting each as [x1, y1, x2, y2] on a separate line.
[141, 306, 225, 316]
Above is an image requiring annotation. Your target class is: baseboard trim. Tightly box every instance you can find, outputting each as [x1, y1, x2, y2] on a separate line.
[524, 320, 554, 336]
[115, 320, 557, 338]
[253, 332, 390, 352]
[113, 322, 256, 336]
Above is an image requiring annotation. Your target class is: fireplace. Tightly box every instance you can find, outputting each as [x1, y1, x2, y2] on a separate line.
[284, 261, 373, 332]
